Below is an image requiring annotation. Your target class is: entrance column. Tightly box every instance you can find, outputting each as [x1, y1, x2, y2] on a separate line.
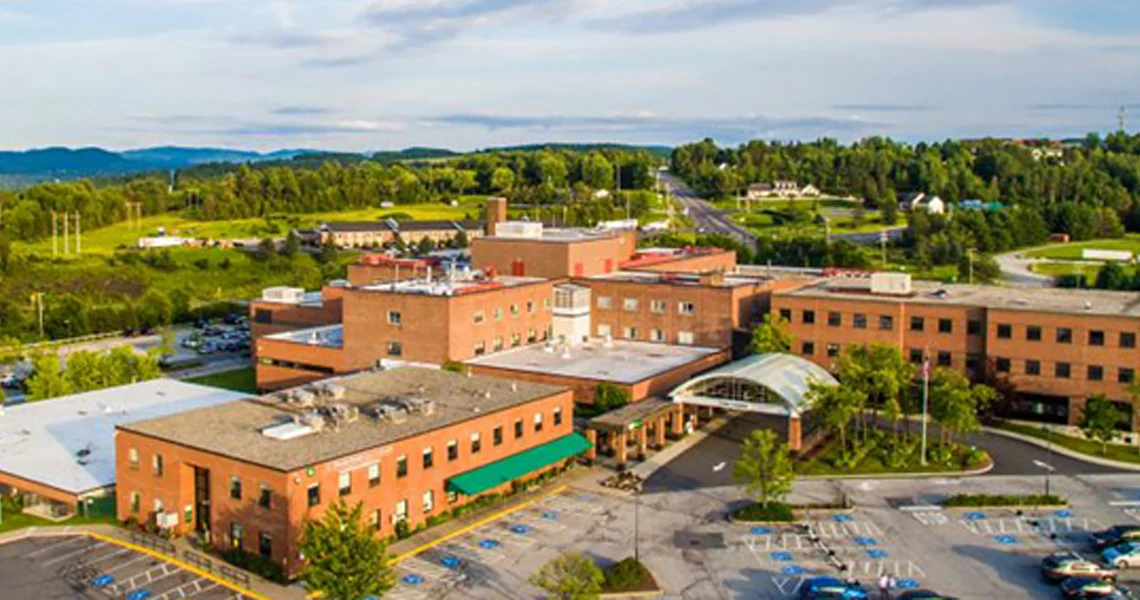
[671, 404, 685, 436]
[655, 415, 667, 446]
[585, 429, 598, 461]
[688, 406, 700, 431]
[787, 416, 802, 452]
[615, 430, 628, 466]
[637, 427, 648, 460]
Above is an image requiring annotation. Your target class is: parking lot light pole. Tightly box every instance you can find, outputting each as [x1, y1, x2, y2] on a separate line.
[920, 354, 930, 466]
[1033, 459, 1055, 498]
[632, 475, 644, 562]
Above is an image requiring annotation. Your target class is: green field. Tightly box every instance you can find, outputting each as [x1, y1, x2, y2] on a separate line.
[16, 202, 481, 256]
[187, 367, 258, 394]
[1030, 262, 1111, 279]
[1024, 234, 1140, 261]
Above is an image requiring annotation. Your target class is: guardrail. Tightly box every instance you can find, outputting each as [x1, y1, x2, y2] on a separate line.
[126, 531, 252, 587]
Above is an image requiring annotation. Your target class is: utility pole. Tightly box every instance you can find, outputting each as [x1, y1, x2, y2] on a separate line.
[967, 248, 975, 284]
[75, 212, 81, 255]
[63, 210, 70, 257]
[31, 293, 44, 338]
[51, 211, 58, 258]
[879, 230, 888, 268]
[920, 350, 930, 466]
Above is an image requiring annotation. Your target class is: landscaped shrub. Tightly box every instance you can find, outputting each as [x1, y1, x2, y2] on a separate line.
[221, 549, 285, 583]
[943, 493, 1066, 507]
[732, 502, 795, 522]
[603, 557, 655, 592]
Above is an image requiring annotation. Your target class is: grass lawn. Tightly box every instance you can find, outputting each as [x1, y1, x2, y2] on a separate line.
[797, 435, 991, 476]
[187, 367, 258, 394]
[16, 203, 477, 256]
[1024, 235, 1140, 261]
[992, 420, 1140, 465]
[0, 512, 116, 535]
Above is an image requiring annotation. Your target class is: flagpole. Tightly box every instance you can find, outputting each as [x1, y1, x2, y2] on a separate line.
[920, 352, 930, 466]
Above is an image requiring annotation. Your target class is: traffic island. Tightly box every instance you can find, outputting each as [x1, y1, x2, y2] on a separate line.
[599, 557, 662, 599]
[942, 493, 1068, 509]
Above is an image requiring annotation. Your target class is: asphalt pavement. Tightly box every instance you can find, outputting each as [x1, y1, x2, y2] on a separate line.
[644, 413, 1127, 494]
[659, 171, 756, 246]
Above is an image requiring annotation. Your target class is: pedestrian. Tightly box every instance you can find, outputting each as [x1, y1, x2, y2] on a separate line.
[888, 574, 898, 597]
[877, 573, 891, 600]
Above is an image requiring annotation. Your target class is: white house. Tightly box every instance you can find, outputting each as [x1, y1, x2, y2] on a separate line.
[898, 192, 945, 215]
[747, 181, 821, 200]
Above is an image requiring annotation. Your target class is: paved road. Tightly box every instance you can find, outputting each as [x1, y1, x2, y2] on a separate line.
[644, 413, 1126, 493]
[659, 171, 756, 246]
[995, 249, 1055, 287]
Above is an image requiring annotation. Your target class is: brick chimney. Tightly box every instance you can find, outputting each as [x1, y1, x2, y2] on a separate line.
[486, 197, 508, 236]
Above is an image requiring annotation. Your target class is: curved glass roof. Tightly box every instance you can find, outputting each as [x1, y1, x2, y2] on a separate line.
[669, 353, 837, 416]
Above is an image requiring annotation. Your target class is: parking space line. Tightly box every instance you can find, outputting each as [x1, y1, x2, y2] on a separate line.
[41, 539, 102, 567]
[25, 535, 88, 558]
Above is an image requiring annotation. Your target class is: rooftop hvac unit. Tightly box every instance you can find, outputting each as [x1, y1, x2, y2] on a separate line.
[261, 286, 305, 304]
[290, 389, 316, 407]
[317, 383, 346, 400]
[870, 272, 912, 296]
[295, 412, 326, 431]
[325, 403, 360, 424]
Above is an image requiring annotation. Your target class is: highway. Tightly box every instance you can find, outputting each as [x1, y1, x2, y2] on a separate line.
[659, 171, 756, 246]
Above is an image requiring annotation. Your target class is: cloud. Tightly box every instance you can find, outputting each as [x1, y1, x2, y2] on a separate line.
[299, 55, 372, 68]
[423, 112, 886, 143]
[1026, 102, 1101, 111]
[833, 103, 936, 112]
[219, 119, 404, 136]
[271, 105, 333, 116]
[589, 0, 1008, 34]
[361, 0, 577, 51]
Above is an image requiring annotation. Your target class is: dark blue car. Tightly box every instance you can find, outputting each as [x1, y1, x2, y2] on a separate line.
[799, 576, 869, 599]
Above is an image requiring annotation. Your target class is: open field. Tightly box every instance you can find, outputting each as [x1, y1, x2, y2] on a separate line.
[1024, 234, 1140, 261]
[187, 366, 258, 394]
[16, 201, 481, 256]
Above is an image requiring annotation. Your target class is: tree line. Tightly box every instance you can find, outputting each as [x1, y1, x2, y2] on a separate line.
[0, 148, 659, 242]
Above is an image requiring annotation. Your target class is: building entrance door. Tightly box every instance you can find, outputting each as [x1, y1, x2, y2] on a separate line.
[193, 467, 211, 535]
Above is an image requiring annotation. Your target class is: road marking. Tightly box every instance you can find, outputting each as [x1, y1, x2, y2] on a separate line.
[912, 511, 949, 526]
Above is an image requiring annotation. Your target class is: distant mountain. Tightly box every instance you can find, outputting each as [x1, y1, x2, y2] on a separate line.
[120, 146, 320, 168]
[478, 143, 673, 157]
[372, 147, 458, 162]
[0, 147, 146, 177]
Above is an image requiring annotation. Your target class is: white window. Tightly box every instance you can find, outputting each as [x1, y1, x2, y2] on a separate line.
[423, 490, 435, 513]
[650, 328, 665, 342]
[395, 499, 408, 522]
[154, 498, 165, 513]
[678, 331, 695, 345]
[622, 298, 639, 312]
[597, 296, 613, 309]
[387, 311, 402, 325]
[597, 324, 611, 337]
[368, 463, 380, 487]
[650, 300, 667, 314]
[338, 472, 351, 496]
[128, 448, 139, 470]
[510, 303, 520, 316]
[534, 412, 544, 432]
[511, 333, 521, 347]
[474, 341, 486, 355]
[494, 307, 503, 320]
[493, 336, 504, 352]
[526, 300, 535, 314]
[678, 302, 696, 316]
[623, 326, 638, 340]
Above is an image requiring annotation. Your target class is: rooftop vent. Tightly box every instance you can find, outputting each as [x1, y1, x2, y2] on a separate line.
[870, 272, 912, 296]
[263, 421, 318, 440]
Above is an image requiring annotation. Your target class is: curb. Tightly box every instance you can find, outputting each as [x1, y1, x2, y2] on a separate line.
[799, 459, 994, 481]
[983, 426, 1140, 473]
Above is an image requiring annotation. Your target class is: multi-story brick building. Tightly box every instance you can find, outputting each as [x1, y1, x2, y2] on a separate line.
[254, 274, 554, 390]
[115, 367, 584, 579]
[320, 219, 483, 249]
[249, 286, 346, 340]
[471, 222, 639, 279]
[772, 273, 1140, 428]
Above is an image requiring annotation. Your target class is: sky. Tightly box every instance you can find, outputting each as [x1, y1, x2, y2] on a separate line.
[1, 0, 1139, 152]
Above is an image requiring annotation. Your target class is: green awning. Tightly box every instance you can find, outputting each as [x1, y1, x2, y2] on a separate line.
[446, 433, 592, 496]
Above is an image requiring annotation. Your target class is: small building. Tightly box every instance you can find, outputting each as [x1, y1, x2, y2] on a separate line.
[747, 181, 820, 200]
[115, 367, 585, 579]
[958, 199, 1005, 212]
[898, 192, 945, 215]
[0, 380, 247, 518]
[320, 219, 483, 249]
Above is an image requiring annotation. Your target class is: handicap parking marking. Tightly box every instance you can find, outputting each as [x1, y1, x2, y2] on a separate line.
[771, 551, 794, 562]
[965, 511, 986, 521]
[781, 565, 805, 575]
[1055, 509, 1072, 519]
[897, 579, 922, 590]
[867, 549, 888, 559]
[845, 560, 926, 579]
[834, 514, 855, 523]
[911, 511, 950, 526]
[751, 526, 773, 535]
[853, 536, 878, 547]
[994, 535, 1019, 545]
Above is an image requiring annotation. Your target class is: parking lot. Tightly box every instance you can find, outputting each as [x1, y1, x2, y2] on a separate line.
[378, 473, 1140, 599]
[0, 534, 255, 600]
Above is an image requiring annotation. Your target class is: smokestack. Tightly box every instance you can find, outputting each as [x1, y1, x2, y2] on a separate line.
[486, 197, 508, 236]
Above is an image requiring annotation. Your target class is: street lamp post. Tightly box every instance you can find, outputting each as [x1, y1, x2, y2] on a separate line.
[632, 475, 644, 562]
[1033, 459, 1055, 499]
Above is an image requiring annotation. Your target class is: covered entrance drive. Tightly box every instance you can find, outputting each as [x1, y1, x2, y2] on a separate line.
[584, 398, 685, 467]
[668, 353, 837, 451]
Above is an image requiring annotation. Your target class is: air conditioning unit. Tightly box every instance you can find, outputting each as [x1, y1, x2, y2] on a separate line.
[155, 512, 178, 529]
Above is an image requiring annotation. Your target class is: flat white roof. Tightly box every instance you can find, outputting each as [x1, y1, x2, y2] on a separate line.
[466, 339, 722, 384]
[265, 324, 345, 348]
[0, 379, 247, 497]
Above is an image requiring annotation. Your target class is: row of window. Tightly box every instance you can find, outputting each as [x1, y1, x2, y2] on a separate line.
[781, 309, 979, 335]
[471, 299, 552, 324]
[596, 323, 696, 345]
[472, 327, 551, 355]
[995, 324, 1137, 348]
[993, 359, 1136, 382]
[596, 297, 697, 316]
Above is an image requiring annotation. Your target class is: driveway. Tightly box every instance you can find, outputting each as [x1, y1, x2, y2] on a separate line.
[995, 249, 1056, 287]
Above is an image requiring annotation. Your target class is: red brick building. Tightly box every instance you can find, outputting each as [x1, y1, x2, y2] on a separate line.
[115, 367, 584, 579]
[772, 273, 1140, 428]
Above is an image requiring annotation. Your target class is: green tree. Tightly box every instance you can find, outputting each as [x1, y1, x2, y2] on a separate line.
[593, 383, 630, 413]
[299, 500, 395, 600]
[1095, 262, 1130, 290]
[750, 313, 792, 354]
[25, 352, 72, 401]
[491, 167, 515, 194]
[528, 552, 604, 600]
[256, 237, 277, 260]
[929, 368, 996, 445]
[283, 230, 301, 258]
[416, 236, 435, 256]
[732, 429, 795, 507]
[319, 238, 339, 264]
[804, 380, 864, 456]
[454, 229, 470, 249]
[836, 344, 915, 440]
[1081, 394, 1124, 454]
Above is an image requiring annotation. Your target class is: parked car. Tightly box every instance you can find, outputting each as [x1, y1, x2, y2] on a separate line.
[1041, 552, 1117, 582]
[0, 372, 25, 389]
[1102, 542, 1140, 568]
[799, 577, 868, 599]
[1061, 577, 1119, 598]
[222, 313, 246, 325]
[897, 592, 959, 600]
[1092, 526, 1140, 549]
